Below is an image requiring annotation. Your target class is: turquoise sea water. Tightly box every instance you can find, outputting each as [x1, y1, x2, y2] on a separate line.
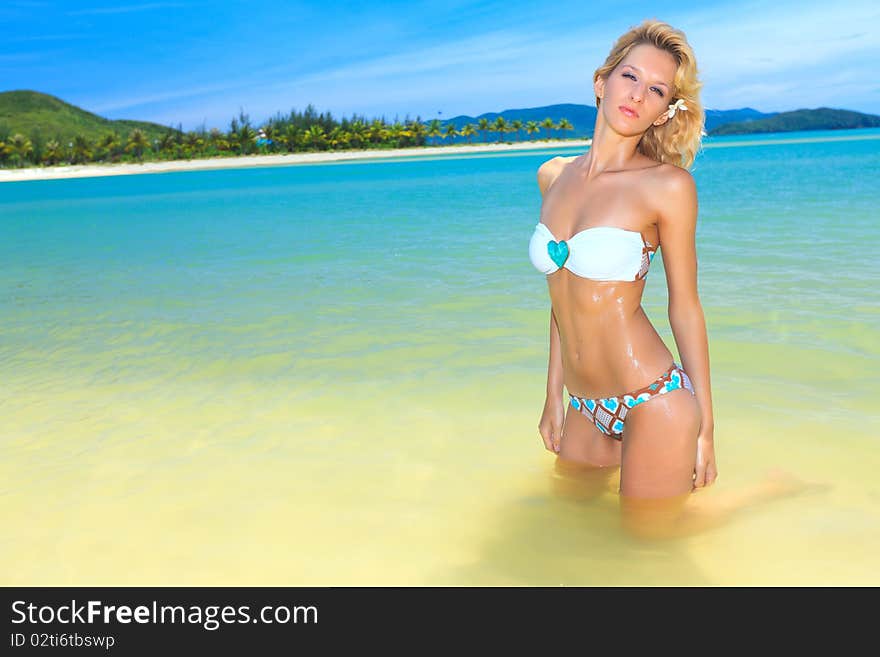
[2, 128, 879, 585]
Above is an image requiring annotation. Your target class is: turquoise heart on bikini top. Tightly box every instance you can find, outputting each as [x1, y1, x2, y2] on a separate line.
[547, 240, 569, 268]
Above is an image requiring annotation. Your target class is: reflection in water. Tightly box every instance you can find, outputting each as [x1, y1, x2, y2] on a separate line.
[437, 457, 838, 586]
[551, 457, 832, 541]
[550, 458, 620, 500]
[444, 459, 710, 586]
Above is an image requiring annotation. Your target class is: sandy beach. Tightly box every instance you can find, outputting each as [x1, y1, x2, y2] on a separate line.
[0, 139, 591, 183]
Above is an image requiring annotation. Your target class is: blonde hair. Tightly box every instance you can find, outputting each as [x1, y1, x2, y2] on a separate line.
[594, 19, 705, 170]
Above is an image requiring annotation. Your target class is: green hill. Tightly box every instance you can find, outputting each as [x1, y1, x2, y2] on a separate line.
[0, 90, 178, 144]
[709, 107, 880, 135]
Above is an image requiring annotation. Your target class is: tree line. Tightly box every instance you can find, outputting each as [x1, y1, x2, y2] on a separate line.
[0, 104, 578, 168]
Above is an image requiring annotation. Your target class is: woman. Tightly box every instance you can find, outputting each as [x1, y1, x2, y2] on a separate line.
[529, 20, 717, 511]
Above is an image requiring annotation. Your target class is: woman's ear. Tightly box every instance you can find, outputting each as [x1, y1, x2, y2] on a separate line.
[594, 76, 605, 101]
[653, 112, 671, 128]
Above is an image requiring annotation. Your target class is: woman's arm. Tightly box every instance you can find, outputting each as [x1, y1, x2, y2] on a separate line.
[538, 305, 566, 453]
[547, 306, 564, 398]
[535, 157, 568, 453]
[656, 168, 714, 434]
[658, 168, 717, 488]
[537, 156, 567, 400]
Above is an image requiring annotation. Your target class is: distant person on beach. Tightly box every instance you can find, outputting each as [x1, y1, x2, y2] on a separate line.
[529, 19, 822, 538]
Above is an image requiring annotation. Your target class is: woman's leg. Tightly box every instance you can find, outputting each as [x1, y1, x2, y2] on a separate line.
[551, 457, 620, 501]
[616, 387, 829, 540]
[620, 386, 701, 497]
[618, 386, 701, 537]
[558, 397, 622, 467]
[552, 399, 622, 500]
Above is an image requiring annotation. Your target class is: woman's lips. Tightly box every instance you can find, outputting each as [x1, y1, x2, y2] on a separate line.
[619, 105, 639, 118]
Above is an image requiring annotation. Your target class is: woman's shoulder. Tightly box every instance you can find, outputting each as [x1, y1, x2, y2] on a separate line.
[653, 162, 695, 188]
[640, 162, 695, 203]
[537, 156, 576, 196]
[538, 155, 576, 173]
[650, 164, 698, 228]
[539, 155, 578, 171]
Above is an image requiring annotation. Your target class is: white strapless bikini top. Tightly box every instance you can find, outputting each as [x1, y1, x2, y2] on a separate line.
[528, 222, 658, 282]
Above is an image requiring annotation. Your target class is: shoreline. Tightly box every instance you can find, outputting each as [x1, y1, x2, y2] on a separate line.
[0, 139, 592, 183]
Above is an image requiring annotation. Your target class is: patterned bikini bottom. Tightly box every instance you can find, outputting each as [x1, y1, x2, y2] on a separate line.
[567, 362, 695, 440]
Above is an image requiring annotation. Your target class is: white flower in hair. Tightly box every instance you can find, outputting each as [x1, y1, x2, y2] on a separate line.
[667, 98, 688, 119]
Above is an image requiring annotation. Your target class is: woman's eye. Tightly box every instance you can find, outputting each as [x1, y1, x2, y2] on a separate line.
[622, 71, 664, 96]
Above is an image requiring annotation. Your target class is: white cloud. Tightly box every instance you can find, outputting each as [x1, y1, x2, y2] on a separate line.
[90, 82, 239, 113]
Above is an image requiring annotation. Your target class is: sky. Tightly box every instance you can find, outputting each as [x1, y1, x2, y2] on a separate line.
[2, 0, 878, 131]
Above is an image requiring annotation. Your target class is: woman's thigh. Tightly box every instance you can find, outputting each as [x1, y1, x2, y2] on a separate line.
[559, 399, 623, 467]
[619, 388, 701, 498]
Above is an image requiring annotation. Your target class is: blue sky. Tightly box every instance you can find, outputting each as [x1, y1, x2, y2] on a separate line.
[2, 0, 878, 131]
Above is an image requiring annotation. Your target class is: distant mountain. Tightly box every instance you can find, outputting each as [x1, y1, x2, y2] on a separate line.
[442, 103, 596, 139]
[708, 107, 880, 135]
[3, 90, 876, 149]
[0, 90, 177, 144]
[438, 104, 880, 140]
[703, 107, 770, 132]
[436, 104, 781, 141]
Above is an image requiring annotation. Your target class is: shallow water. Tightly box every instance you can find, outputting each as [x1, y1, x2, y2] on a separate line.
[1, 128, 878, 585]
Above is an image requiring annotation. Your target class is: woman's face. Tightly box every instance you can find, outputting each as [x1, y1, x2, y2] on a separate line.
[597, 43, 678, 133]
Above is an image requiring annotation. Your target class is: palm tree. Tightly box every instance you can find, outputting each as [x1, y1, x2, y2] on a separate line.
[408, 119, 426, 146]
[0, 104, 585, 166]
[281, 124, 301, 152]
[493, 116, 508, 143]
[157, 131, 177, 159]
[0, 139, 11, 166]
[8, 134, 34, 167]
[238, 124, 257, 155]
[71, 134, 91, 164]
[230, 111, 256, 155]
[42, 139, 63, 165]
[261, 124, 278, 152]
[97, 132, 121, 162]
[182, 131, 204, 159]
[526, 121, 540, 141]
[303, 124, 326, 151]
[327, 126, 350, 150]
[386, 121, 408, 147]
[125, 128, 149, 161]
[427, 119, 442, 146]
[348, 120, 369, 149]
[478, 118, 489, 143]
[511, 119, 523, 142]
[444, 122, 458, 145]
[207, 128, 229, 154]
[368, 119, 386, 145]
[557, 118, 573, 140]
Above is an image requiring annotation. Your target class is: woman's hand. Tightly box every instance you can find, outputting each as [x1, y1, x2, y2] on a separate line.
[693, 429, 717, 489]
[538, 396, 566, 453]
